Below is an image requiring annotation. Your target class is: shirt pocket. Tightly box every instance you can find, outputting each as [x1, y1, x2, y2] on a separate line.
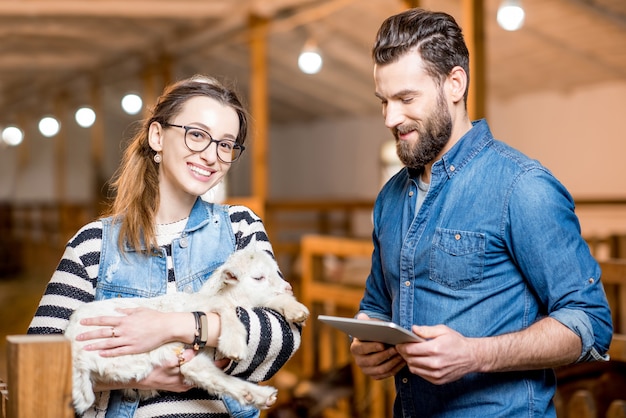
[430, 228, 485, 290]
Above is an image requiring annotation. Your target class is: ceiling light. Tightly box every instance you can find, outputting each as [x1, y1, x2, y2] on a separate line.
[298, 40, 323, 75]
[39, 116, 60, 138]
[75, 107, 96, 128]
[2, 126, 24, 146]
[497, 0, 525, 31]
[121, 93, 143, 115]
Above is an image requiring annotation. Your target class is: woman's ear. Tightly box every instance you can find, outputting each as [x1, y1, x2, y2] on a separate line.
[446, 66, 468, 104]
[148, 121, 164, 152]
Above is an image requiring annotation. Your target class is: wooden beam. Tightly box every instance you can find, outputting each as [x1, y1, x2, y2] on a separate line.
[0, 1, 235, 19]
[462, 0, 486, 120]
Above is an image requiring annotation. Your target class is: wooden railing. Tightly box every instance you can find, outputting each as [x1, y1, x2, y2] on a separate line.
[3, 197, 625, 279]
[298, 234, 392, 418]
[265, 199, 374, 281]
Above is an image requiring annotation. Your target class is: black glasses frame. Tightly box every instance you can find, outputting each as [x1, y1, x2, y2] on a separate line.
[161, 122, 245, 163]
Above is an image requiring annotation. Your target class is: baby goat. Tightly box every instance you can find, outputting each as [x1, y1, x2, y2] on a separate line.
[65, 248, 309, 414]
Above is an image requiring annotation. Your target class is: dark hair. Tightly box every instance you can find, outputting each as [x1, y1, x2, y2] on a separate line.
[373, 8, 470, 102]
[107, 75, 249, 253]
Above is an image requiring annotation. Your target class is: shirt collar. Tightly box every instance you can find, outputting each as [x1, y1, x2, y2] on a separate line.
[434, 118, 493, 179]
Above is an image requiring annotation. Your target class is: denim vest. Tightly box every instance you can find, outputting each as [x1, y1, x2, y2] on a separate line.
[94, 198, 258, 418]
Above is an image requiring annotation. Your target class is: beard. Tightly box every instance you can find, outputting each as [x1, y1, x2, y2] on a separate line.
[394, 91, 452, 171]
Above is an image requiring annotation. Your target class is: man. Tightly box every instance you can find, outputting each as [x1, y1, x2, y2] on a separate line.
[350, 8, 613, 417]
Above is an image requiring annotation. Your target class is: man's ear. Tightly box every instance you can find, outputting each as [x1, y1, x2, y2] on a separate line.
[446, 66, 468, 104]
[148, 121, 165, 152]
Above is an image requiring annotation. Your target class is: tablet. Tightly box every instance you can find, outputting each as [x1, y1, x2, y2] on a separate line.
[318, 315, 424, 345]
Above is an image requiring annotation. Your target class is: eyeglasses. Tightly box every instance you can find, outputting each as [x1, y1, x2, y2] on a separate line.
[162, 123, 245, 163]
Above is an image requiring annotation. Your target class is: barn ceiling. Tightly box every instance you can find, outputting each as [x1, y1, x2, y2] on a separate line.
[0, 0, 625, 124]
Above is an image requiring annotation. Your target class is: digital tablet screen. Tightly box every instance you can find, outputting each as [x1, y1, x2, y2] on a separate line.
[318, 315, 424, 345]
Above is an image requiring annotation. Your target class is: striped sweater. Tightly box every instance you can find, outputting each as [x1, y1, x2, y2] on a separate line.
[27, 205, 302, 417]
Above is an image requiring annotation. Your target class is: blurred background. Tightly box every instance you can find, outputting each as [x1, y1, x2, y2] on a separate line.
[1, 0, 626, 416]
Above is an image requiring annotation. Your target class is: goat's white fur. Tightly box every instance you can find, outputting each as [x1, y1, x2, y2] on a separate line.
[65, 248, 309, 414]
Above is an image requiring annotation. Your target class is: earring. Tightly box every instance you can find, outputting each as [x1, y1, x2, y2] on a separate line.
[153, 153, 161, 164]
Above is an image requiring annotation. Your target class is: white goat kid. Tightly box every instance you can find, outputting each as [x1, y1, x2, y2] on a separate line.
[65, 248, 309, 414]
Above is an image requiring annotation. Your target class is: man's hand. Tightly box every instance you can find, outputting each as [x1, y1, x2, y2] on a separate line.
[349, 313, 406, 380]
[395, 324, 477, 385]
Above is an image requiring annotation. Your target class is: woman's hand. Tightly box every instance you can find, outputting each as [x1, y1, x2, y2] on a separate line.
[93, 348, 198, 393]
[76, 307, 195, 357]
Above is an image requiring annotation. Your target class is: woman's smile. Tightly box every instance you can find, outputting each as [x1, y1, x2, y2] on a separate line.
[188, 162, 214, 180]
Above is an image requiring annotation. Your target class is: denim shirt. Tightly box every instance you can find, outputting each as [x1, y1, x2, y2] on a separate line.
[94, 198, 258, 418]
[360, 119, 613, 417]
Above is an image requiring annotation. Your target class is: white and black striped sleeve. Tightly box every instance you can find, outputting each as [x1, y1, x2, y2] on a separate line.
[27, 221, 103, 335]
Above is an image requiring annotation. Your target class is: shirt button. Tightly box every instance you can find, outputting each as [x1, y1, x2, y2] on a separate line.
[404, 281, 410, 287]
[184, 285, 193, 293]
[180, 237, 188, 248]
[450, 165, 456, 172]
[409, 191, 414, 197]
[588, 278, 595, 284]
[402, 378, 408, 384]
[455, 233, 461, 240]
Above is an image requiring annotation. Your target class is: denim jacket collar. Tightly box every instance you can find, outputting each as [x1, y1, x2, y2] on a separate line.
[121, 197, 213, 253]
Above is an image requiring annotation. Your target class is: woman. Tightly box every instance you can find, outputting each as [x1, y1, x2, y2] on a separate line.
[27, 75, 302, 417]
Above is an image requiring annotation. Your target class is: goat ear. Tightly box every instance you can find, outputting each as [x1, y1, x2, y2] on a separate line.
[222, 270, 239, 285]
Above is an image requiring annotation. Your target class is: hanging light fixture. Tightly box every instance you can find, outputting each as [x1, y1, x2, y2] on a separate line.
[39, 116, 60, 138]
[1, 126, 24, 146]
[75, 106, 96, 128]
[497, 0, 525, 31]
[298, 39, 323, 75]
[121, 93, 143, 115]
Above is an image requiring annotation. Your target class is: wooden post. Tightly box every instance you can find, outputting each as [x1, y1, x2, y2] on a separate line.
[16, 114, 29, 171]
[402, 0, 420, 8]
[90, 79, 107, 216]
[462, 0, 486, 120]
[53, 94, 68, 204]
[6, 335, 73, 418]
[142, 66, 159, 119]
[247, 14, 269, 219]
[400, 0, 485, 120]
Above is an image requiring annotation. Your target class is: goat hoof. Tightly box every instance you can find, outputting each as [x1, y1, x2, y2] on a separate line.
[266, 393, 277, 407]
